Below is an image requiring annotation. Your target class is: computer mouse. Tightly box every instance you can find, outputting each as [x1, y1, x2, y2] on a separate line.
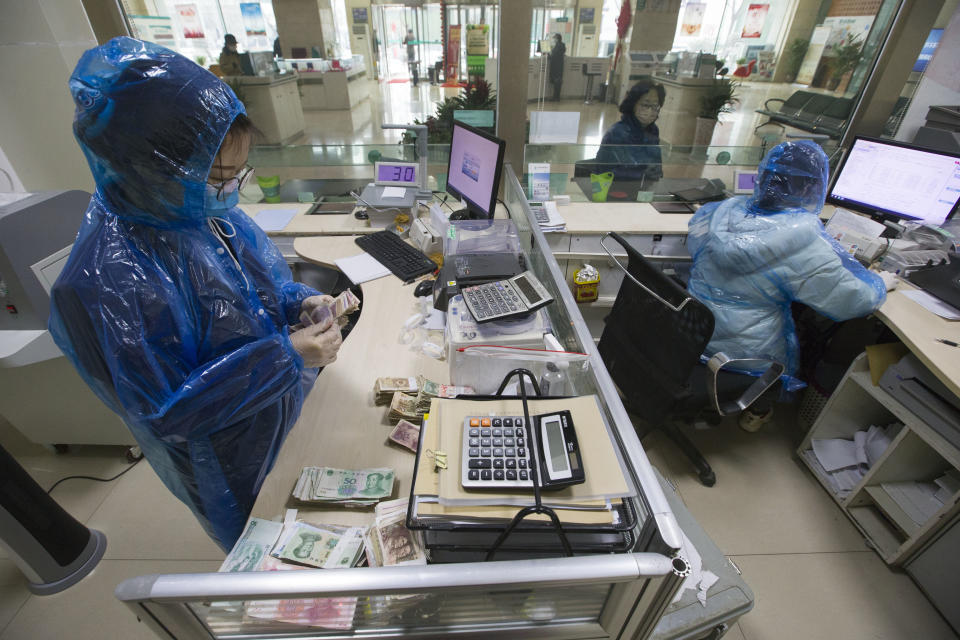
[354, 209, 369, 220]
[414, 279, 435, 297]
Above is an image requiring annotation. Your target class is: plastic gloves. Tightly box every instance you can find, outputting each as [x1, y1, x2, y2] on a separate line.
[290, 316, 342, 368]
[877, 271, 898, 292]
[300, 294, 335, 318]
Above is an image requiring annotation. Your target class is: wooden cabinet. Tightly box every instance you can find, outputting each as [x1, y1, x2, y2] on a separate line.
[798, 353, 960, 565]
[237, 75, 304, 145]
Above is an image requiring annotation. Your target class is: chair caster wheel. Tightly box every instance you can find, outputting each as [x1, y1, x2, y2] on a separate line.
[699, 470, 716, 487]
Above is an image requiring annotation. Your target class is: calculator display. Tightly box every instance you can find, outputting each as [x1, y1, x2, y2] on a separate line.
[513, 274, 542, 303]
[546, 420, 569, 473]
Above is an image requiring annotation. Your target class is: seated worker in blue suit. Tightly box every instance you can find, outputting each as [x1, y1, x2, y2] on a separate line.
[686, 140, 890, 384]
[49, 37, 342, 551]
[596, 78, 665, 184]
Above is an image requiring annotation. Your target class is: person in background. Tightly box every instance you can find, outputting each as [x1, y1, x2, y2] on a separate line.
[403, 28, 419, 86]
[273, 37, 282, 59]
[50, 37, 343, 551]
[219, 34, 243, 75]
[686, 140, 889, 428]
[596, 78, 665, 184]
[548, 33, 565, 101]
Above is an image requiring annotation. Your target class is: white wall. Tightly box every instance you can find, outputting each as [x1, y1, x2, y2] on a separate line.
[0, 1, 97, 193]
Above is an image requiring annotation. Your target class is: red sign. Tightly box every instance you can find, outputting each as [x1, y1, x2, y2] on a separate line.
[446, 25, 461, 82]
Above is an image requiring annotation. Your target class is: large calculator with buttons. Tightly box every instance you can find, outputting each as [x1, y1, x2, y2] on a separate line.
[459, 270, 554, 324]
[460, 411, 585, 491]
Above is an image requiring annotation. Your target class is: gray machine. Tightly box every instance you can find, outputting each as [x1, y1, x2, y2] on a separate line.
[0, 191, 133, 445]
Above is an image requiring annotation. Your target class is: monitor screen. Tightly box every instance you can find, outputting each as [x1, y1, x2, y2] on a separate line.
[828, 137, 960, 226]
[446, 122, 505, 219]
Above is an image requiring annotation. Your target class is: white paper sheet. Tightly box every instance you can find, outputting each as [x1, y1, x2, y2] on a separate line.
[380, 186, 406, 199]
[334, 252, 391, 284]
[881, 481, 944, 526]
[825, 208, 886, 238]
[812, 437, 862, 472]
[901, 289, 960, 320]
[253, 208, 298, 232]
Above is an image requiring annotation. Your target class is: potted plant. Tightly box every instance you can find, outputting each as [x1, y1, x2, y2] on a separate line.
[402, 79, 497, 144]
[828, 34, 863, 91]
[694, 80, 738, 149]
[783, 38, 809, 83]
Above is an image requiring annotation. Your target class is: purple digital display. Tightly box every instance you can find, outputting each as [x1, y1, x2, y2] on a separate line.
[378, 164, 417, 183]
[737, 172, 757, 190]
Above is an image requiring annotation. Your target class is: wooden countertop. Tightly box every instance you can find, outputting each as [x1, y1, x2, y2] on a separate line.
[250, 235, 446, 525]
[875, 283, 960, 399]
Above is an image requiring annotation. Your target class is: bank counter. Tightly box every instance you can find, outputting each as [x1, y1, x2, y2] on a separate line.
[114, 165, 692, 639]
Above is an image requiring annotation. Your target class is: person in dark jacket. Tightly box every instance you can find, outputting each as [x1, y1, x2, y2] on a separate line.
[596, 78, 665, 184]
[219, 34, 243, 75]
[548, 34, 565, 101]
[50, 38, 342, 551]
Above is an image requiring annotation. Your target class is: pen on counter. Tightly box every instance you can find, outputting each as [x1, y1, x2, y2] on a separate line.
[936, 338, 959, 348]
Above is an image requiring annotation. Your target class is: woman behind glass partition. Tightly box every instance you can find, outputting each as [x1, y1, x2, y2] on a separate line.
[596, 78, 665, 184]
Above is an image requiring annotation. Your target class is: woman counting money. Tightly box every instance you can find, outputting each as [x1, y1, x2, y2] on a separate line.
[48, 37, 343, 551]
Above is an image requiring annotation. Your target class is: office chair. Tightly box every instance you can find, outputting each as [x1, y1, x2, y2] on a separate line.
[597, 232, 784, 486]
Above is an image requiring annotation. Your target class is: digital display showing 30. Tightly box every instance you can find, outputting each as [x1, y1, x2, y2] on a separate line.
[377, 164, 417, 183]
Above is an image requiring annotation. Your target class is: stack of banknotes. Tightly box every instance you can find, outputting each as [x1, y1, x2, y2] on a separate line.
[378, 375, 475, 423]
[292, 466, 395, 507]
[271, 521, 366, 569]
[388, 419, 420, 452]
[299, 289, 361, 328]
[362, 498, 427, 568]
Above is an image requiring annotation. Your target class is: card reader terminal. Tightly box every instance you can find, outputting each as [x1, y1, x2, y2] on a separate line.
[460, 411, 584, 490]
[460, 270, 554, 323]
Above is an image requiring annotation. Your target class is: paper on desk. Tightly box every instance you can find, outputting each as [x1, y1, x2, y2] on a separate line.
[253, 208, 298, 232]
[334, 252, 391, 284]
[825, 207, 886, 239]
[381, 186, 406, 199]
[901, 289, 960, 320]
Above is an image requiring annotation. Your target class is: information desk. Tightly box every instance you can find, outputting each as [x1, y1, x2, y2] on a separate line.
[115, 166, 689, 639]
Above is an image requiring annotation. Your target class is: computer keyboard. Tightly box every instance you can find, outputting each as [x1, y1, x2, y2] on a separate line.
[355, 230, 438, 283]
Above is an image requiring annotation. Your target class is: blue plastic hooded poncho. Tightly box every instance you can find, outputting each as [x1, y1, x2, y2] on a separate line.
[687, 140, 886, 378]
[48, 38, 321, 551]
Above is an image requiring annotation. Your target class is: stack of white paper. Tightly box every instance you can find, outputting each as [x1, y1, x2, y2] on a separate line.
[881, 481, 943, 526]
[809, 423, 900, 497]
[531, 200, 566, 232]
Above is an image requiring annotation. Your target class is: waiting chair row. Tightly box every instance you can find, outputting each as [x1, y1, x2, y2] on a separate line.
[755, 90, 854, 139]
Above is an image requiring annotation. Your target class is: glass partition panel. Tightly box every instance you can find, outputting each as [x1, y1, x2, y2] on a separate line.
[522, 143, 842, 202]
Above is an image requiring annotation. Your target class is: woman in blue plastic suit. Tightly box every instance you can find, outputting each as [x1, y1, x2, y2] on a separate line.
[595, 78, 665, 184]
[687, 140, 888, 379]
[48, 37, 342, 551]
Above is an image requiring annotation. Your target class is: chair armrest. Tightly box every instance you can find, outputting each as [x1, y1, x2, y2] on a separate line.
[706, 353, 785, 416]
[764, 97, 786, 111]
[786, 132, 830, 141]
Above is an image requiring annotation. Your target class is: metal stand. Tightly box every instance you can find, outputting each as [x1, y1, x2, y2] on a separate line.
[485, 368, 573, 560]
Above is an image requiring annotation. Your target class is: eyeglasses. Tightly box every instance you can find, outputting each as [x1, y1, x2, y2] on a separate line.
[211, 164, 255, 201]
[636, 103, 661, 113]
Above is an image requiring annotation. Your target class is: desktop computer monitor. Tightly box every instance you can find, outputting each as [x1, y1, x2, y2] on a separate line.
[445, 121, 506, 219]
[827, 136, 960, 226]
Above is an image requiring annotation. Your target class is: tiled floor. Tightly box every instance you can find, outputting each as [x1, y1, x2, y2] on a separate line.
[2, 79, 955, 639]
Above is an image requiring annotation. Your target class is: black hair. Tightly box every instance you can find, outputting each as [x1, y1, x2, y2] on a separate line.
[554, 33, 562, 41]
[619, 78, 666, 116]
[218, 113, 262, 153]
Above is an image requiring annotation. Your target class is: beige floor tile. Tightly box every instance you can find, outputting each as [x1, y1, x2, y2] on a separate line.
[10, 446, 135, 527]
[0, 584, 30, 637]
[642, 412, 868, 556]
[0, 415, 49, 459]
[0, 559, 220, 640]
[733, 552, 956, 640]
[86, 461, 224, 561]
[727, 622, 747, 640]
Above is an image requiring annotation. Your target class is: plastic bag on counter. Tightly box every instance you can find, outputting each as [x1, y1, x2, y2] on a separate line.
[452, 344, 590, 396]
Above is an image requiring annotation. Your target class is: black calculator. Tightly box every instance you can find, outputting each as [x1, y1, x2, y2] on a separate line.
[460, 411, 584, 491]
[460, 270, 554, 324]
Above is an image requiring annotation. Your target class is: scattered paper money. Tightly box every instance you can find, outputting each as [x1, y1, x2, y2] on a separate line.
[373, 499, 426, 567]
[245, 557, 359, 629]
[292, 466, 395, 506]
[388, 392, 423, 424]
[219, 518, 284, 573]
[388, 419, 421, 452]
[373, 376, 419, 405]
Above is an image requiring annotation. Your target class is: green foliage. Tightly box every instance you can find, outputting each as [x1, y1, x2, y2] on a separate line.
[699, 80, 739, 121]
[195, 55, 207, 67]
[402, 79, 497, 144]
[736, 57, 748, 65]
[783, 38, 808, 80]
[830, 34, 863, 81]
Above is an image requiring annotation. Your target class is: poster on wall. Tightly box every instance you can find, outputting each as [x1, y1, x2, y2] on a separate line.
[446, 25, 461, 83]
[822, 15, 874, 54]
[796, 25, 830, 85]
[466, 24, 489, 76]
[352, 8, 368, 24]
[681, 3, 706, 36]
[913, 28, 942, 73]
[240, 3, 267, 37]
[129, 15, 175, 45]
[579, 8, 595, 24]
[741, 4, 768, 39]
[175, 4, 204, 39]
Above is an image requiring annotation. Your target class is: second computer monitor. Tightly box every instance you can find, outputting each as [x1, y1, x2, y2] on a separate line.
[445, 121, 506, 219]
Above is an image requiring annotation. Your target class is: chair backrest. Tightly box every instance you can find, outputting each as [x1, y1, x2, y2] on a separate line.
[794, 94, 835, 125]
[779, 91, 814, 117]
[597, 233, 715, 425]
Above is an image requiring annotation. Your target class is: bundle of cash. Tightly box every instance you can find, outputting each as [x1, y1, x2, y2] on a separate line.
[415, 376, 475, 412]
[388, 392, 424, 424]
[373, 376, 419, 405]
[388, 419, 420, 452]
[219, 518, 284, 573]
[299, 290, 361, 328]
[292, 466, 395, 506]
[368, 498, 426, 567]
[271, 521, 366, 569]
